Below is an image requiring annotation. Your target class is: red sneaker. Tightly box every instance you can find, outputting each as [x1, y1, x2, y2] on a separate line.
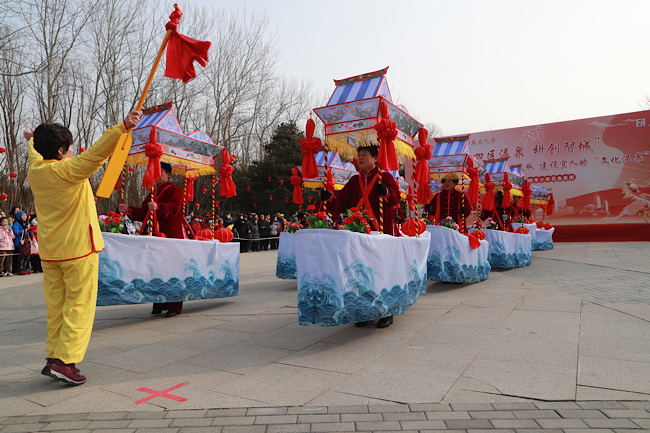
[43, 359, 86, 385]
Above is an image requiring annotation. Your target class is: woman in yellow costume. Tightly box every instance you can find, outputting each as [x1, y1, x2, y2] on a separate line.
[25, 110, 140, 385]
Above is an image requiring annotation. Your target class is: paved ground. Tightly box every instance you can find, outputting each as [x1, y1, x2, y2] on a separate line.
[0, 241, 649, 432]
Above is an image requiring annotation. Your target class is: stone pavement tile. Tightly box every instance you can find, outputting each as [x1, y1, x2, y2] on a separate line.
[425, 411, 471, 420]
[170, 418, 215, 427]
[177, 427, 223, 433]
[326, 405, 369, 414]
[577, 401, 627, 409]
[400, 419, 447, 430]
[42, 413, 89, 422]
[491, 402, 536, 410]
[409, 403, 451, 411]
[583, 418, 641, 428]
[0, 423, 47, 432]
[339, 414, 382, 422]
[296, 414, 339, 423]
[213, 314, 297, 335]
[400, 323, 497, 348]
[310, 422, 355, 432]
[476, 337, 578, 369]
[29, 388, 145, 415]
[252, 415, 296, 424]
[435, 306, 514, 329]
[1, 375, 93, 408]
[127, 418, 173, 428]
[245, 407, 286, 416]
[333, 363, 458, 402]
[444, 419, 493, 429]
[92, 341, 204, 374]
[620, 402, 650, 409]
[206, 409, 247, 417]
[0, 415, 46, 424]
[461, 359, 577, 401]
[354, 420, 401, 430]
[461, 287, 529, 309]
[378, 342, 481, 373]
[158, 326, 249, 353]
[513, 410, 561, 419]
[133, 428, 180, 433]
[85, 411, 129, 420]
[602, 409, 650, 418]
[515, 288, 583, 313]
[220, 424, 266, 433]
[210, 417, 254, 426]
[277, 341, 387, 374]
[381, 412, 426, 421]
[287, 406, 327, 415]
[578, 356, 650, 395]
[556, 409, 606, 418]
[93, 429, 136, 433]
[575, 385, 650, 401]
[631, 418, 650, 428]
[178, 391, 268, 410]
[579, 335, 650, 363]
[85, 420, 133, 429]
[165, 410, 208, 419]
[469, 410, 516, 419]
[368, 404, 410, 413]
[265, 424, 310, 433]
[307, 391, 396, 407]
[124, 411, 167, 419]
[183, 343, 294, 375]
[489, 418, 539, 429]
[40, 420, 91, 430]
[535, 418, 589, 428]
[248, 322, 341, 351]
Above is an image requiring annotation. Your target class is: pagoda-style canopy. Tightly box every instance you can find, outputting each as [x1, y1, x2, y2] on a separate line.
[299, 151, 356, 190]
[313, 67, 422, 162]
[428, 135, 486, 181]
[128, 101, 224, 176]
[483, 157, 525, 196]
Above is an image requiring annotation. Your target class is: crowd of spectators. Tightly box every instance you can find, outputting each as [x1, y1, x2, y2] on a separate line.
[0, 206, 42, 276]
[186, 210, 302, 253]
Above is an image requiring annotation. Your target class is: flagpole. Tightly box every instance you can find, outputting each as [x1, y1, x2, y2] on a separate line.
[96, 4, 182, 198]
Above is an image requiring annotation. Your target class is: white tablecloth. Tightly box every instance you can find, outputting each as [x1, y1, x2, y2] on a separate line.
[534, 227, 555, 250]
[294, 229, 430, 326]
[276, 232, 297, 279]
[481, 229, 532, 268]
[97, 233, 239, 306]
[425, 225, 491, 283]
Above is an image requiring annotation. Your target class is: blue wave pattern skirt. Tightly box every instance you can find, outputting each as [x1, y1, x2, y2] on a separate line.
[482, 229, 532, 268]
[97, 233, 239, 306]
[426, 225, 491, 283]
[276, 232, 297, 279]
[294, 230, 431, 326]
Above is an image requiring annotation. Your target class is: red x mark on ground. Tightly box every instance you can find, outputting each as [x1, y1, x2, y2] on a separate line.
[135, 383, 187, 405]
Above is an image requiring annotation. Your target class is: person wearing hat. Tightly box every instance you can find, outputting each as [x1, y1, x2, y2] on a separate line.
[426, 173, 472, 233]
[119, 161, 186, 317]
[320, 144, 400, 328]
[25, 110, 141, 385]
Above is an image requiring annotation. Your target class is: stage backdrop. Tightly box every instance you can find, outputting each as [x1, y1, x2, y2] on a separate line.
[468, 110, 650, 232]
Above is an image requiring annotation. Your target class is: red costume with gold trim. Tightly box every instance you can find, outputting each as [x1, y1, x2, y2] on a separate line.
[326, 166, 400, 236]
[127, 181, 187, 239]
[427, 189, 471, 233]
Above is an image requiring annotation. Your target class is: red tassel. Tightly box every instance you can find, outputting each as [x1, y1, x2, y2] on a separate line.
[501, 173, 512, 208]
[219, 150, 237, 198]
[482, 173, 496, 211]
[374, 100, 399, 171]
[547, 194, 555, 216]
[465, 233, 481, 249]
[290, 167, 304, 204]
[467, 158, 480, 207]
[299, 118, 321, 179]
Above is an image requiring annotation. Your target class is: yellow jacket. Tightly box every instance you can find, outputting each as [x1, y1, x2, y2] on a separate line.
[27, 124, 127, 261]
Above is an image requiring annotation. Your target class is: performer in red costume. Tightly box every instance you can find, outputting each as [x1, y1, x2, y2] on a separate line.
[481, 191, 515, 232]
[119, 162, 186, 316]
[426, 173, 471, 233]
[320, 145, 400, 328]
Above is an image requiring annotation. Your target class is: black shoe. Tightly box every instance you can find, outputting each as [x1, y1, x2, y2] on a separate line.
[354, 321, 369, 327]
[377, 316, 393, 328]
[165, 311, 180, 317]
[151, 309, 163, 315]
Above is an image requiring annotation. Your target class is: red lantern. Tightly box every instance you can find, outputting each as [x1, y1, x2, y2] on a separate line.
[470, 229, 486, 240]
[215, 227, 234, 243]
[246, 185, 251, 191]
[279, 180, 284, 185]
[194, 203, 200, 209]
[269, 194, 273, 200]
[9, 172, 17, 179]
[284, 196, 289, 202]
[231, 154, 236, 161]
[515, 226, 530, 234]
[202, 188, 207, 194]
[1, 193, 8, 201]
[307, 197, 313, 202]
[0, 147, 6, 153]
[267, 176, 272, 182]
[253, 201, 257, 206]
[94, 197, 98, 202]
[258, 169, 262, 174]
[401, 219, 426, 237]
[80, 147, 86, 153]
[128, 167, 135, 172]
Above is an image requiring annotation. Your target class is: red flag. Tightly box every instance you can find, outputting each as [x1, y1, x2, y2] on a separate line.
[164, 9, 211, 83]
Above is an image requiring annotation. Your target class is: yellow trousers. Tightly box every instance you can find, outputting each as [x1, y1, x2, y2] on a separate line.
[42, 253, 98, 364]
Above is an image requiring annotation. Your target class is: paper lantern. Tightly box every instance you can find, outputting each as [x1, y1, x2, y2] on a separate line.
[470, 229, 486, 240]
[253, 201, 257, 206]
[1, 193, 8, 201]
[279, 180, 284, 185]
[269, 194, 273, 200]
[307, 197, 313, 202]
[246, 185, 251, 190]
[515, 226, 529, 234]
[215, 227, 234, 243]
[128, 167, 135, 172]
[267, 176, 272, 182]
[194, 203, 200, 209]
[284, 196, 289, 201]
[258, 169, 262, 174]
[80, 147, 86, 153]
[9, 172, 17, 179]
[0, 147, 6, 153]
[401, 219, 426, 237]
[202, 188, 207, 193]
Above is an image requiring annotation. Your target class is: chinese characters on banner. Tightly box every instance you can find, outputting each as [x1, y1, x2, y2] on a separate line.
[468, 110, 650, 225]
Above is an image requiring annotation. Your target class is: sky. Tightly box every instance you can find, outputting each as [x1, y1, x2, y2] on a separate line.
[196, 0, 650, 136]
